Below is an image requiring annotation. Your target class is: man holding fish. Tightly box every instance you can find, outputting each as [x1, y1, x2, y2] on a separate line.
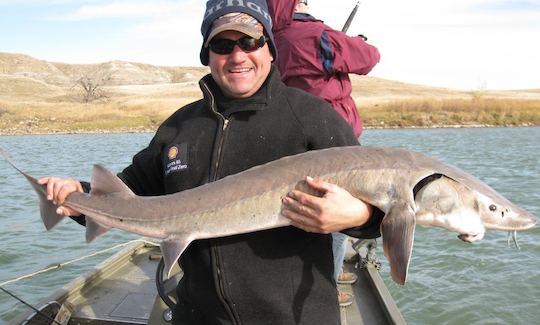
[38, 0, 383, 324]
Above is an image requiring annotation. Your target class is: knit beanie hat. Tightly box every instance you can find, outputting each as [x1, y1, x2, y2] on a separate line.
[200, 0, 277, 66]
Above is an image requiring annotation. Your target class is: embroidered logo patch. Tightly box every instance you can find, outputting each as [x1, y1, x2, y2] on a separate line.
[164, 143, 188, 175]
[168, 146, 179, 160]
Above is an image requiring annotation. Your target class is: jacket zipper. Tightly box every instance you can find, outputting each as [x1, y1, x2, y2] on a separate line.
[212, 118, 230, 180]
[202, 81, 230, 183]
[202, 82, 240, 324]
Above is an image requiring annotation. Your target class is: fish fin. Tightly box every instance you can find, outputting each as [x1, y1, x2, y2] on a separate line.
[160, 237, 192, 279]
[85, 218, 111, 242]
[0, 146, 63, 230]
[381, 202, 416, 285]
[90, 165, 135, 197]
[37, 188, 64, 231]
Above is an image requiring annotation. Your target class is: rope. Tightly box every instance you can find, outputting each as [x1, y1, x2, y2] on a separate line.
[0, 239, 159, 287]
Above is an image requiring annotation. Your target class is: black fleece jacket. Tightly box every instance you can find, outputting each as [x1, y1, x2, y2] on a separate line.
[81, 67, 382, 324]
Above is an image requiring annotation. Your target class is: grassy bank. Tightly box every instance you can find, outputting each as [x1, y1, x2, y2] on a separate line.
[2, 96, 540, 135]
[0, 83, 199, 135]
[2, 55, 539, 134]
[0, 101, 177, 135]
[361, 97, 540, 128]
[1, 73, 540, 135]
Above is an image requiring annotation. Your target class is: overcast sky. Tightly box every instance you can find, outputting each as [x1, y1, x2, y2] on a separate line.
[1, 0, 539, 90]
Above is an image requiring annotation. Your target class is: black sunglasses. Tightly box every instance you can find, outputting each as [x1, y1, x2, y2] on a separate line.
[209, 36, 267, 55]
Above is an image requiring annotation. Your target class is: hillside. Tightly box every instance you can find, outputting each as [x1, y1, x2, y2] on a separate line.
[1, 52, 539, 134]
[0, 52, 208, 86]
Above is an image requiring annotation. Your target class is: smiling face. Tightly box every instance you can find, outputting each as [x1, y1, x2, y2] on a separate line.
[208, 30, 273, 99]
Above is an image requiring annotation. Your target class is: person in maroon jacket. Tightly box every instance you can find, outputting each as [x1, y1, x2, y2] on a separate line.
[267, 0, 381, 307]
[267, 0, 380, 138]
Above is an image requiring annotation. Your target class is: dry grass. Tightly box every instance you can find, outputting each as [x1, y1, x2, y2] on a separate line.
[3, 81, 540, 134]
[1, 57, 540, 135]
[361, 97, 540, 127]
[0, 81, 203, 134]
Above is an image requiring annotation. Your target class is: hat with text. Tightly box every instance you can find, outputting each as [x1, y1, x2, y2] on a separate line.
[204, 13, 264, 48]
[200, 0, 277, 65]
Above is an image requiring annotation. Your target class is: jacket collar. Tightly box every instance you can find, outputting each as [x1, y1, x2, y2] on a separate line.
[293, 12, 322, 22]
[199, 66, 282, 117]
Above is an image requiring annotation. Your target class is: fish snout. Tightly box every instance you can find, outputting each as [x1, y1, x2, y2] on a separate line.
[520, 213, 538, 229]
[458, 232, 485, 243]
[485, 211, 537, 232]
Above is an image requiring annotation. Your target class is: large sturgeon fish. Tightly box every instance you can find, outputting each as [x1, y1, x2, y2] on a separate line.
[1, 146, 536, 284]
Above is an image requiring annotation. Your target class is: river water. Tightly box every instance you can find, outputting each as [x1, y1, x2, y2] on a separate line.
[0, 128, 538, 324]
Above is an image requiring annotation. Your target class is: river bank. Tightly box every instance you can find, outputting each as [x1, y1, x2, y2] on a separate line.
[2, 53, 539, 135]
[2, 97, 539, 136]
[1, 123, 538, 136]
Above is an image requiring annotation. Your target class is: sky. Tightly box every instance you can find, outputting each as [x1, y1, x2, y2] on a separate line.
[0, 0, 539, 90]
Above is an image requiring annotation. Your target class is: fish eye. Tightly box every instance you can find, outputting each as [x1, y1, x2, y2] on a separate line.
[489, 204, 497, 212]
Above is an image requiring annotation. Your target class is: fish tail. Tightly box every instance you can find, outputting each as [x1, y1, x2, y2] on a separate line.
[0, 146, 64, 230]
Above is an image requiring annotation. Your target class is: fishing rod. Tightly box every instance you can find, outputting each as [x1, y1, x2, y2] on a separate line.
[341, 1, 368, 41]
[342, 1, 361, 33]
[0, 286, 63, 325]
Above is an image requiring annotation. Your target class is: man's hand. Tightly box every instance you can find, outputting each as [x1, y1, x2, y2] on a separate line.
[280, 176, 372, 233]
[38, 177, 84, 217]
